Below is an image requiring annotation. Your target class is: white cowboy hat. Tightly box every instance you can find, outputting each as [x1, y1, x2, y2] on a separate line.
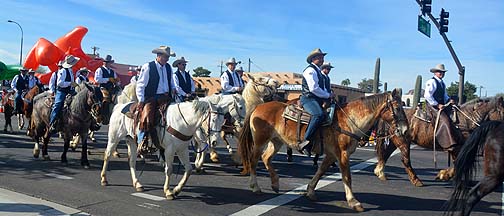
[62, 55, 80, 68]
[28, 69, 36, 73]
[306, 48, 327, 64]
[430, 64, 448, 73]
[321, 62, 334, 70]
[103, 55, 115, 63]
[152, 46, 176, 57]
[172, 57, 189, 67]
[235, 66, 244, 72]
[225, 57, 238, 66]
[19, 67, 28, 72]
[78, 67, 89, 73]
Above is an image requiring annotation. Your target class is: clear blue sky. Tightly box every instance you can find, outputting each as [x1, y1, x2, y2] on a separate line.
[1, 0, 502, 96]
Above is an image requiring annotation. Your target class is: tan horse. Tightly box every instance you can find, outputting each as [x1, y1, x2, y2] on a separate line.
[238, 88, 408, 212]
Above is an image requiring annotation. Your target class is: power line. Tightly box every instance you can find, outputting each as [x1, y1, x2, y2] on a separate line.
[250, 60, 266, 72]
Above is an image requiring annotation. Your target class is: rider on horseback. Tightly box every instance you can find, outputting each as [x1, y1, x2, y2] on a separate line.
[95, 55, 121, 96]
[298, 48, 335, 156]
[172, 57, 196, 102]
[49, 55, 80, 133]
[220, 57, 244, 95]
[136, 46, 177, 154]
[76, 67, 90, 84]
[27, 69, 43, 89]
[11, 67, 29, 115]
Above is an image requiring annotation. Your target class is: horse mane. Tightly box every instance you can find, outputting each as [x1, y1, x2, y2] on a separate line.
[70, 85, 94, 115]
[117, 82, 137, 103]
[192, 100, 210, 117]
[357, 92, 390, 110]
[205, 94, 222, 104]
[33, 91, 51, 103]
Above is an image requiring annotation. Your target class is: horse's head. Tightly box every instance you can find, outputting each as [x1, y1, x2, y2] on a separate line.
[245, 74, 279, 98]
[228, 94, 246, 129]
[99, 87, 113, 124]
[488, 96, 504, 121]
[84, 83, 105, 124]
[381, 88, 409, 137]
[207, 105, 226, 147]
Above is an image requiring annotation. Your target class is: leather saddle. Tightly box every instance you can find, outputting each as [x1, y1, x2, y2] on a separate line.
[282, 103, 335, 126]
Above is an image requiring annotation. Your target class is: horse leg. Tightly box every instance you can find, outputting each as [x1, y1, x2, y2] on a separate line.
[61, 137, 69, 165]
[462, 177, 500, 216]
[125, 136, 144, 192]
[173, 148, 192, 197]
[101, 139, 116, 186]
[249, 140, 266, 194]
[374, 138, 397, 181]
[286, 147, 293, 163]
[80, 134, 90, 168]
[210, 148, 219, 163]
[339, 150, 364, 212]
[396, 140, 423, 186]
[164, 147, 176, 200]
[70, 134, 80, 151]
[18, 114, 24, 130]
[194, 140, 206, 174]
[42, 135, 50, 161]
[262, 140, 282, 193]
[89, 130, 97, 142]
[312, 154, 320, 168]
[306, 152, 336, 200]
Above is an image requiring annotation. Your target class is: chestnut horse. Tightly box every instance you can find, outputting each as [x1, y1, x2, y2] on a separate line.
[445, 120, 504, 216]
[374, 97, 504, 182]
[23, 85, 44, 135]
[238, 88, 408, 212]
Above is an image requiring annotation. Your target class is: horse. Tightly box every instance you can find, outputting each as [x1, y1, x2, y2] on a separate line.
[238, 88, 408, 212]
[374, 97, 504, 183]
[445, 120, 504, 216]
[30, 83, 105, 168]
[193, 93, 246, 173]
[22, 85, 44, 136]
[208, 74, 279, 164]
[1, 90, 15, 132]
[100, 99, 225, 199]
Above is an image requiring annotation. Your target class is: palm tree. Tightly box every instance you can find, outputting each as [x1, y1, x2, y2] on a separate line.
[341, 78, 351, 86]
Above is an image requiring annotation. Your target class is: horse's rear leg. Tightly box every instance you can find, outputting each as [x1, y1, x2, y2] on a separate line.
[42, 135, 50, 161]
[338, 150, 364, 212]
[463, 177, 500, 216]
[249, 140, 266, 194]
[306, 153, 336, 201]
[33, 138, 40, 158]
[80, 135, 90, 168]
[374, 138, 396, 181]
[262, 140, 282, 193]
[396, 139, 423, 186]
[163, 147, 176, 200]
[172, 148, 193, 197]
[70, 134, 80, 151]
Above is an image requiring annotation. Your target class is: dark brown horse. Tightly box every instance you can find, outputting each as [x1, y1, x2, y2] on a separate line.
[30, 83, 105, 167]
[1, 90, 15, 132]
[238, 88, 408, 212]
[375, 97, 504, 183]
[445, 120, 504, 216]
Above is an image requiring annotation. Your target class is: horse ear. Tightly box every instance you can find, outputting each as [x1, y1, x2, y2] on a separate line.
[246, 73, 255, 82]
[392, 88, 402, 98]
[84, 83, 93, 92]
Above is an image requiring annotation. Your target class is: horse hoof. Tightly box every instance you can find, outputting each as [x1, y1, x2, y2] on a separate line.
[33, 149, 40, 158]
[252, 189, 262, 195]
[414, 180, 424, 187]
[112, 151, 120, 158]
[306, 193, 317, 201]
[135, 186, 144, 192]
[352, 204, 365, 212]
[271, 186, 279, 193]
[210, 158, 219, 163]
[43, 155, 51, 161]
[287, 156, 293, 163]
[195, 168, 205, 174]
[173, 189, 181, 196]
[377, 175, 387, 181]
[91, 138, 97, 142]
[166, 194, 175, 200]
[101, 181, 109, 186]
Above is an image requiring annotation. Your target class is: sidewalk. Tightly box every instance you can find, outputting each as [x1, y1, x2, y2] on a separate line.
[0, 187, 88, 216]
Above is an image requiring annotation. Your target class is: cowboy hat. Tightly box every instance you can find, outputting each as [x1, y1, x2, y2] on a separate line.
[152, 46, 176, 57]
[321, 62, 334, 70]
[235, 66, 245, 72]
[57, 60, 63, 67]
[172, 57, 189, 67]
[62, 55, 80, 68]
[19, 67, 28, 72]
[430, 64, 448, 73]
[28, 69, 36, 73]
[306, 48, 327, 64]
[78, 67, 89, 74]
[225, 57, 238, 66]
[103, 55, 115, 63]
[128, 66, 139, 76]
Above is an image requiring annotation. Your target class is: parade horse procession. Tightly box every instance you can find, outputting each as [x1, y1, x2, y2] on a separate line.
[2, 46, 503, 216]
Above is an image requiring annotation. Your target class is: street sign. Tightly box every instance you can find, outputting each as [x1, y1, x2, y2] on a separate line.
[418, 15, 431, 38]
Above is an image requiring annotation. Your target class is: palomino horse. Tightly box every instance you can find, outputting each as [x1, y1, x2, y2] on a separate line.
[30, 83, 105, 167]
[445, 120, 504, 216]
[1, 90, 15, 132]
[208, 74, 279, 164]
[193, 93, 246, 173]
[239, 88, 408, 212]
[100, 99, 225, 199]
[23, 85, 44, 135]
[374, 97, 504, 182]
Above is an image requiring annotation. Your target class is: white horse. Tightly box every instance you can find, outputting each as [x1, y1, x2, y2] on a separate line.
[100, 99, 225, 199]
[193, 93, 246, 173]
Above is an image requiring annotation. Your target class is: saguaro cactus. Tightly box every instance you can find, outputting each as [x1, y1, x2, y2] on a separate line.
[412, 75, 422, 109]
[373, 57, 380, 93]
[384, 82, 388, 92]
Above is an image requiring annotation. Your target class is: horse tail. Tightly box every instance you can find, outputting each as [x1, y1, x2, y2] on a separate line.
[445, 120, 502, 215]
[238, 112, 254, 175]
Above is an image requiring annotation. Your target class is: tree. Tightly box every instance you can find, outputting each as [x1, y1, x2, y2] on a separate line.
[357, 78, 382, 93]
[192, 67, 211, 77]
[341, 78, 351, 86]
[446, 81, 478, 102]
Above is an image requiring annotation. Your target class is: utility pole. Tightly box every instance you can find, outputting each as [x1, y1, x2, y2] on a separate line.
[248, 58, 251, 72]
[219, 60, 223, 75]
[479, 86, 484, 98]
[91, 46, 100, 56]
[416, 0, 465, 104]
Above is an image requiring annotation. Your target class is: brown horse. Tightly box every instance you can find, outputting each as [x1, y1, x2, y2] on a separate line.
[22, 85, 44, 135]
[375, 97, 504, 182]
[238, 88, 408, 212]
[1, 90, 15, 132]
[445, 120, 504, 216]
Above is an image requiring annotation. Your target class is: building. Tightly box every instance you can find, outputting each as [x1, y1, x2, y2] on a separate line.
[402, 88, 425, 108]
[194, 72, 365, 103]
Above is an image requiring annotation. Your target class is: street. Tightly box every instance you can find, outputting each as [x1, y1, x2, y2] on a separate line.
[0, 116, 501, 216]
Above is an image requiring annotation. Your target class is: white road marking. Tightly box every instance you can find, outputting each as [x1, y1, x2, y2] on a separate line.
[132, 193, 165, 201]
[230, 148, 403, 216]
[0, 161, 6, 165]
[44, 173, 73, 180]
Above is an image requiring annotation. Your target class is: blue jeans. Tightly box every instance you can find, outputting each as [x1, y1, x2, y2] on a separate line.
[300, 95, 325, 141]
[49, 90, 68, 126]
[15, 91, 23, 113]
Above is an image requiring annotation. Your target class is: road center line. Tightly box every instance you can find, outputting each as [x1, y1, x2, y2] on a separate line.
[44, 173, 73, 180]
[132, 192, 165, 201]
[230, 147, 404, 216]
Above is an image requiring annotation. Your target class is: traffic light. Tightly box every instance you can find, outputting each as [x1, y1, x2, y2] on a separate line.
[439, 8, 449, 33]
[421, 0, 432, 15]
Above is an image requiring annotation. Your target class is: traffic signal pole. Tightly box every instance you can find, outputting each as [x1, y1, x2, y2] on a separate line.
[416, 0, 465, 104]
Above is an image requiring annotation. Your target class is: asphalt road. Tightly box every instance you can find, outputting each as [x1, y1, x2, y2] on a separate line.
[0, 116, 501, 216]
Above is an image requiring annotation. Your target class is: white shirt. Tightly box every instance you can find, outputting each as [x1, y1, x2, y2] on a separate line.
[173, 70, 195, 96]
[136, 61, 176, 103]
[56, 68, 74, 89]
[11, 74, 28, 91]
[94, 66, 117, 84]
[28, 75, 41, 89]
[424, 76, 450, 106]
[303, 64, 330, 99]
[48, 71, 57, 93]
[220, 69, 242, 93]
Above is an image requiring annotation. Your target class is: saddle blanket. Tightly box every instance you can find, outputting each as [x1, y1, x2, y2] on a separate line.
[282, 104, 335, 126]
